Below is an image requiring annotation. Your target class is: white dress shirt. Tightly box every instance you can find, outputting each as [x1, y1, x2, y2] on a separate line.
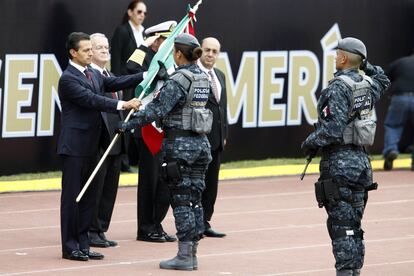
[128, 21, 145, 48]
[69, 60, 88, 75]
[197, 61, 221, 101]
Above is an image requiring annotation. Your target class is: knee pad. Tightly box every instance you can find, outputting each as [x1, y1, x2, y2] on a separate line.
[170, 189, 192, 208]
[328, 218, 364, 240]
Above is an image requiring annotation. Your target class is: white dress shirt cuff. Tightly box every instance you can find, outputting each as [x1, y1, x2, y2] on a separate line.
[117, 101, 125, 110]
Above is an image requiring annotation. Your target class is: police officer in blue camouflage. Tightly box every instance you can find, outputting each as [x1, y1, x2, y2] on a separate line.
[301, 37, 390, 276]
[120, 33, 212, 271]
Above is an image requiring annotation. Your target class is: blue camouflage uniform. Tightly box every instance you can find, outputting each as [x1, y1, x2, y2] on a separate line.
[125, 63, 212, 242]
[302, 64, 390, 271]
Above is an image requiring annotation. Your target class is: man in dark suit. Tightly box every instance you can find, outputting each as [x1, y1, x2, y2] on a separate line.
[88, 33, 125, 248]
[126, 21, 177, 243]
[57, 32, 142, 261]
[198, 37, 228, 238]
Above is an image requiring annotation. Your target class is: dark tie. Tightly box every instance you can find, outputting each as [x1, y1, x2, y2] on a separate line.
[84, 69, 93, 82]
[208, 70, 220, 102]
[102, 70, 118, 99]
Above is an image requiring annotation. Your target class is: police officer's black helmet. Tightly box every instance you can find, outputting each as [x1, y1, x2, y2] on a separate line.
[336, 37, 367, 59]
[174, 33, 200, 48]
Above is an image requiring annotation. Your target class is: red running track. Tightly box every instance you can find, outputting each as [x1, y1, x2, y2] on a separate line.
[0, 170, 413, 275]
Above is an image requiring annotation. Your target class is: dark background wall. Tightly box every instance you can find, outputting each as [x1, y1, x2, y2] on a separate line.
[0, 0, 413, 175]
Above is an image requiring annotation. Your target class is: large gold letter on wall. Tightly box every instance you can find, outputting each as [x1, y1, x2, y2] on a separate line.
[38, 54, 62, 136]
[287, 50, 319, 126]
[259, 51, 287, 127]
[2, 54, 37, 138]
[321, 23, 341, 89]
[216, 52, 258, 127]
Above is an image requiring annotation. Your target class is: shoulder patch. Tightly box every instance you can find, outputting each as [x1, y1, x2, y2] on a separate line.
[127, 49, 146, 66]
[321, 104, 331, 119]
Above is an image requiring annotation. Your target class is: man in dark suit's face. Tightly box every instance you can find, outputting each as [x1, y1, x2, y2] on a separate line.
[70, 39, 93, 67]
[200, 37, 220, 69]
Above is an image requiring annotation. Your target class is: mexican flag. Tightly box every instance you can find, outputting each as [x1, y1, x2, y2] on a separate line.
[136, 1, 202, 155]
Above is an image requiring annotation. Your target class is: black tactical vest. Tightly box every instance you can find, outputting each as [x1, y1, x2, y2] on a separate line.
[162, 68, 213, 134]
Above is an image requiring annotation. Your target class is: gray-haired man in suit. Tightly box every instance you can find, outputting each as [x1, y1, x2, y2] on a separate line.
[197, 37, 228, 238]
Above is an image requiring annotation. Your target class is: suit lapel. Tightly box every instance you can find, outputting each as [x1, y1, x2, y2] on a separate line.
[214, 68, 225, 99]
[68, 64, 95, 91]
[208, 92, 218, 105]
[126, 23, 138, 48]
[88, 68, 99, 91]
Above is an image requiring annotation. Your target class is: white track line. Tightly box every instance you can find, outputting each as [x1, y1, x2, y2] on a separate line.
[1, 216, 414, 254]
[259, 259, 414, 276]
[1, 198, 414, 232]
[0, 184, 414, 215]
[0, 182, 412, 200]
[0, 193, 414, 217]
[1, 236, 414, 276]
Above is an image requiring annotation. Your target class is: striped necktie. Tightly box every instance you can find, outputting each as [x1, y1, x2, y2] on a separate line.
[208, 70, 220, 102]
[84, 69, 93, 82]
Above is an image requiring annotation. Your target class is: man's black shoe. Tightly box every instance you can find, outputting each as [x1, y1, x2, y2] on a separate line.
[161, 231, 177, 242]
[62, 250, 88, 261]
[137, 232, 166, 243]
[99, 232, 118, 247]
[81, 249, 104, 260]
[384, 150, 398, 171]
[204, 228, 226, 238]
[89, 232, 110, 248]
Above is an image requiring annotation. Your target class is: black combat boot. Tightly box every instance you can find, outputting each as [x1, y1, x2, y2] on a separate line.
[159, 241, 193, 270]
[192, 241, 198, 270]
[336, 269, 353, 276]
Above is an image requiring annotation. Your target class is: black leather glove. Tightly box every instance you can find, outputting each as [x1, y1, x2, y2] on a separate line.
[116, 121, 130, 133]
[301, 141, 318, 158]
[359, 59, 377, 76]
[362, 61, 376, 76]
[156, 61, 169, 81]
[359, 59, 368, 71]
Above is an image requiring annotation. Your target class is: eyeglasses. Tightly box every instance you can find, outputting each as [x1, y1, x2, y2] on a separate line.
[94, 45, 110, 51]
[136, 10, 147, 16]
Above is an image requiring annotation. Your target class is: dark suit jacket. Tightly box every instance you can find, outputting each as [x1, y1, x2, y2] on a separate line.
[57, 64, 143, 157]
[206, 68, 228, 151]
[101, 72, 125, 156]
[111, 22, 138, 76]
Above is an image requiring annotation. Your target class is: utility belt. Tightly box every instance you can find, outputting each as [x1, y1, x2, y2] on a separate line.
[161, 129, 200, 185]
[164, 129, 200, 140]
[315, 178, 378, 208]
[322, 144, 365, 156]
